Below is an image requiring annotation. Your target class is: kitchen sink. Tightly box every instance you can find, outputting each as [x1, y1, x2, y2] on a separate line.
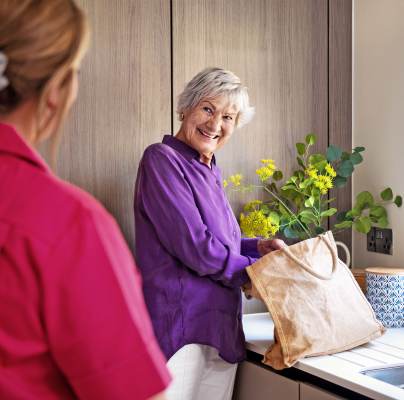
[360, 364, 404, 389]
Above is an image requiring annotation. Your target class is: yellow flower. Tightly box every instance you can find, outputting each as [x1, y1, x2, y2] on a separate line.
[325, 163, 337, 177]
[223, 179, 228, 188]
[239, 210, 279, 238]
[243, 199, 263, 212]
[229, 174, 243, 186]
[255, 159, 277, 182]
[260, 159, 276, 170]
[306, 165, 318, 179]
[314, 174, 333, 195]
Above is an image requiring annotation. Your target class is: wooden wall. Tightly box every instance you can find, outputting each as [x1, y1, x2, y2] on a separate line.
[55, 0, 352, 313]
[58, 0, 171, 248]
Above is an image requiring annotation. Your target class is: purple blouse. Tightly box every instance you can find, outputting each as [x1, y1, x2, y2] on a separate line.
[134, 135, 259, 363]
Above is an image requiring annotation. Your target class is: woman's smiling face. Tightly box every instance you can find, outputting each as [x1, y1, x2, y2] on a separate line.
[176, 94, 239, 165]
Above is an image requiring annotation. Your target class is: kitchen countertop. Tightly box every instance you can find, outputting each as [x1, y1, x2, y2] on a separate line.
[243, 312, 404, 400]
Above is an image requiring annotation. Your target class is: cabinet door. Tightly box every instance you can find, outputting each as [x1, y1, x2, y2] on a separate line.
[300, 382, 345, 400]
[56, 0, 171, 252]
[233, 361, 299, 400]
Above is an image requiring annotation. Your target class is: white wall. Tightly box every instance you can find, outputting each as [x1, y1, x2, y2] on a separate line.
[353, 0, 404, 268]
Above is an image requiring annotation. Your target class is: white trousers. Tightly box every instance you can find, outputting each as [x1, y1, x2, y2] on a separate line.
[166, 344, 238, 400]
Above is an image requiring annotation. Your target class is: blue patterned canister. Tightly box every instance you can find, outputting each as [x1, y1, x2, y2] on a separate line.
[366, 268, 404, 328]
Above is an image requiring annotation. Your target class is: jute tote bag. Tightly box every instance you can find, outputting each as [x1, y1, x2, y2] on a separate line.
[246, 231, 385, 370]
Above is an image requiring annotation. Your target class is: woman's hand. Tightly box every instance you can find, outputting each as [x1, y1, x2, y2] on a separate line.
[257, 238, 286, 256]
[241, 281, 262, 300]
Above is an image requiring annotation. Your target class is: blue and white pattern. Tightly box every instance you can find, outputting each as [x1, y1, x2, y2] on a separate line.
[366, 272, 404, 328]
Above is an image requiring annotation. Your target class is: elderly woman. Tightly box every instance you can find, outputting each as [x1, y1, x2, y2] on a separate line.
[134, 67, 284, 399]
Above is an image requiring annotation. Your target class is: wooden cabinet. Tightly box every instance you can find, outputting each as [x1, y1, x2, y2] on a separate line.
[233, 361, 299, 400]
[56, 0, 171, 253]
[234, 361, 350, 400]
[300, 382, 345, 400]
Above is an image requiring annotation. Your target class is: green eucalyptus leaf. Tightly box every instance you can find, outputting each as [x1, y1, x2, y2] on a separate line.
[269, 212, 280, 225]
[336, 211, 347, 222]
[354, 146, 365, 153]
[314, 160, 328, 171]
[296, 143, 306, 156]
[350, 152, 363, 165]
[300, 209, 317, 219]
[341, 152, 351, 161]
[279, 205, 289, 217]
[337, 160, 354, 178]
[394, 195, 403, 207]
[355, 191, 374, 210]
[334, 220, 353, 229]
[334, 176, 347, 188]
[311, 187, 321, 197]
[280, 216, 290, 226]
[290, 175, 298, 183]
[315, 226, 326, 235]
[324, 197, 336, 205]
[378, 217, 389, 228]
[320, 208, 337, 217]
[284, 226, 299, 239]
[346, 207, 361, 218]
[261, 204, 270, 214]
[326, 145, 343, 162]
[299, 210, 317, 224]
[369, 205, 387, 219]
[305, 133, 316, 145]
[273, 170, 283, 181]
[281, 184, 296, 191]
[299, 178, 312, 189]
[297, 171, 305, 180]
[380, 188, 393, 201]
[304, 196, 315, 207]
[353, 216, 372, 234]
[297, 156, 306, 169]
[309, 154, 326, 165]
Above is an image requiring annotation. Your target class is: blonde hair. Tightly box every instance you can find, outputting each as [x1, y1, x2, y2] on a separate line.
[177, 67, 255, 128]
[0, 0, 89, 145]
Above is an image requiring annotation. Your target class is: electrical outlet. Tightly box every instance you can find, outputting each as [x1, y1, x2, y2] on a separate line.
[367, 227, 393, 255]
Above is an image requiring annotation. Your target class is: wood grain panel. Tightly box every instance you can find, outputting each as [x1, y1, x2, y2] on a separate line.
[173, 0, 328, 313]
[173, 0, 328, 209]
[329, 0, 353, 253]
[55, 0, 171, 252]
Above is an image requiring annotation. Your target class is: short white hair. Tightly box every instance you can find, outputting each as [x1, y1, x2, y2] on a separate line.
[177, 67, 255, 128]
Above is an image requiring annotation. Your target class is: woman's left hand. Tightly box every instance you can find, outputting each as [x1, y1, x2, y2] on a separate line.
[257, 238, 286, 256]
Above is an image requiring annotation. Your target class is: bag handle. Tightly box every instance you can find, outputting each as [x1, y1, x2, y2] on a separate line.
[280, 234, 338, 280]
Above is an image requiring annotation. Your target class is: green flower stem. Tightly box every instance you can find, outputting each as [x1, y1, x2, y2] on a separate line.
[292, 181, 311, 197]
[262, 186, 312, 238]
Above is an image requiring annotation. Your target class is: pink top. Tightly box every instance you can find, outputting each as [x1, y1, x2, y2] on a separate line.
[0, 123, 171, 399]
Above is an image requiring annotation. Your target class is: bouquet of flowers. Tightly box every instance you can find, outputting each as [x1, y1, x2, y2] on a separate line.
[224, 134, 402, 240]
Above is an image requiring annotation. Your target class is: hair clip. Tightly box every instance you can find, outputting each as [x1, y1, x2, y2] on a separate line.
[0, 51, 10, 91]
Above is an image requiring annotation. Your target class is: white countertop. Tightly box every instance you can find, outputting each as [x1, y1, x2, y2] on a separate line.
[243, 312, 404, 400]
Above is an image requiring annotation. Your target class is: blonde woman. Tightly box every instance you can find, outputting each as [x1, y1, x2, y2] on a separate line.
[134, 67, 285, 399]
[0, 1, 169, 399]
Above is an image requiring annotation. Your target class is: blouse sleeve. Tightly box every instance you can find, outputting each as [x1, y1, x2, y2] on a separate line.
[39, 205, 171, 400]
[136, 146, 255, 288]
[241, 237, 260, 259]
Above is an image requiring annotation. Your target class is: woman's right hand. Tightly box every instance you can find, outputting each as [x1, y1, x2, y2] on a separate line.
[241, 281, 262, 301]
